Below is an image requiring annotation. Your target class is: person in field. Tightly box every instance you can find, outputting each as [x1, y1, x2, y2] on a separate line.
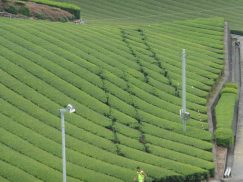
[134, 166, 146, 182]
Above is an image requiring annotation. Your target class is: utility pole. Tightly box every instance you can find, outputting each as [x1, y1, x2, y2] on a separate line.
[180, 49, 190, 131]
[59, 104, 76, 182]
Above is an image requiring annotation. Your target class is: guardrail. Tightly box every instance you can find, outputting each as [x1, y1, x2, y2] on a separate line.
[224, 167, 232, 178]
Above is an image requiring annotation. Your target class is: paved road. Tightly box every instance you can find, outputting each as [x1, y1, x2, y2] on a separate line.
[231, 36, 243, 181]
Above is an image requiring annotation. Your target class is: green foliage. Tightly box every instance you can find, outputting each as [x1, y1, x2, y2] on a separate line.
[215, 128, 234, 147]
[119, 145, 208, 180]
[231, 30, 243, 36]
[0, 160, 41, 182]
[145, 134, 213, 161]
[18, 6, 30, 16]
[220, 87, 238, 95]
[4, 6, 17, 14]
[0, 17, 224, 181]
[225, 82, 238, 89]
[31, 0, 81, 18]
[215, 83, 238, 147]
[141, 123, 212, 151]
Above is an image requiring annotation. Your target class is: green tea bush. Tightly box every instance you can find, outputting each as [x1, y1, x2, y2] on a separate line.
[215, 83, 238, 147]
[117, 133, 145, 151]
[0, 17, 225, 181]
[110, 108, 138, 126]
[215, 128, 234, 147]
[148, 144, 214, 176]
[0, 70, 114, 143]
[0, 115, 139, 181]
[138, 109, 210, 140]
[0, 141, 62, 182]
[141, 123, 212, 151]
[113, 122, 140, 139]
[119, 145, 208, 179]
[109, 94, 137, 118]
[0, 159, 40, 182]
[0, 42, 115, 127]
[224, 82, 238, 89]
[220, 87, 238, 95]
[145, 134, 213, 161]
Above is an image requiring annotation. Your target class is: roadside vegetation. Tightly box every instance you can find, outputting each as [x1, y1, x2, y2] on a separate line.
[215, 83, 238, 147]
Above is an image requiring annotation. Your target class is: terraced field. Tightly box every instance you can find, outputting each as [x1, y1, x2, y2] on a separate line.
[0, 16, 225, 181]
[56, 0, 243, 31]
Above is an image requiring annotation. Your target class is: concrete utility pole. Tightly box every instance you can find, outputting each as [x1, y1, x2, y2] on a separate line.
[180, 49, 190, 131]
[59, 104, 76, 182]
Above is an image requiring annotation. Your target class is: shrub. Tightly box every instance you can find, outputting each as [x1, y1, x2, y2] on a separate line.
[18, 6, 30, 16]
[215, 128, 234, 147]
[0, 17, 226, 181]
[119, 144, 208, 180]
[225, 82, 238, 89]
[220, 87, 238, 95]
[31, 0, 81, 19]
[0, 159, 39, 181]
[4, 6, 17, 14]
[215, 83, 238, 147]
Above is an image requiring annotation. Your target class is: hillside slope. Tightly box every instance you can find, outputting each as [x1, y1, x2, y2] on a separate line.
[56, 0, 243, 30]
[0, 17, 224, 181]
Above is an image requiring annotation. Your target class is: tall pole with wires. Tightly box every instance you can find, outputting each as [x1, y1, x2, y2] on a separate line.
[180, 49, 190, 131]
[59, 104, 76, 182]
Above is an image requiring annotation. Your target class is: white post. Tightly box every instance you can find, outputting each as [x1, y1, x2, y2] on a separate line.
[182, 49, 187, 131]
[60, 109, 66, 182]
[182, 49, 186, 113]
[59, 104, 75, 182]
[180, 49, 190, 132]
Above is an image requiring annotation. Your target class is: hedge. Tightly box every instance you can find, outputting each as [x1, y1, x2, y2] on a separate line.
[141, 123, 213, 151]
[0, 108, 166, 180]
[0, 159, 40, 182]
[215, 83, 238, 147]
[0, 58, 115, 135]
[124, 30, 214, 92]
[215, 128, 234, 148]
[0, 114, 140, 182]
[0, 82, 117, 152]
[119, 145, 208, 180]
[148, 144, 214, 176]
[0, 142, 63, 182]
[0, 128, 123, 182]
[231, 30, 243, 36]
[145, 134, 213, 161]
[139, 110, 211, 141]
[23, 22, 209, 108]
[0, 41, 114, 128]
[31, 0, 80, 19]
[0, 18, 226, 181]
[0, 79, 211, 181]
[37, 23, 213, 101]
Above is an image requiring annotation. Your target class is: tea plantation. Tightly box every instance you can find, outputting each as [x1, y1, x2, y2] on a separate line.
[57, 0, 243, 31]
[0, 15, 225, 181]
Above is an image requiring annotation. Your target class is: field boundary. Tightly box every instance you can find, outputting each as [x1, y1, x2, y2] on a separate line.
[207, 21, 231, 180]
